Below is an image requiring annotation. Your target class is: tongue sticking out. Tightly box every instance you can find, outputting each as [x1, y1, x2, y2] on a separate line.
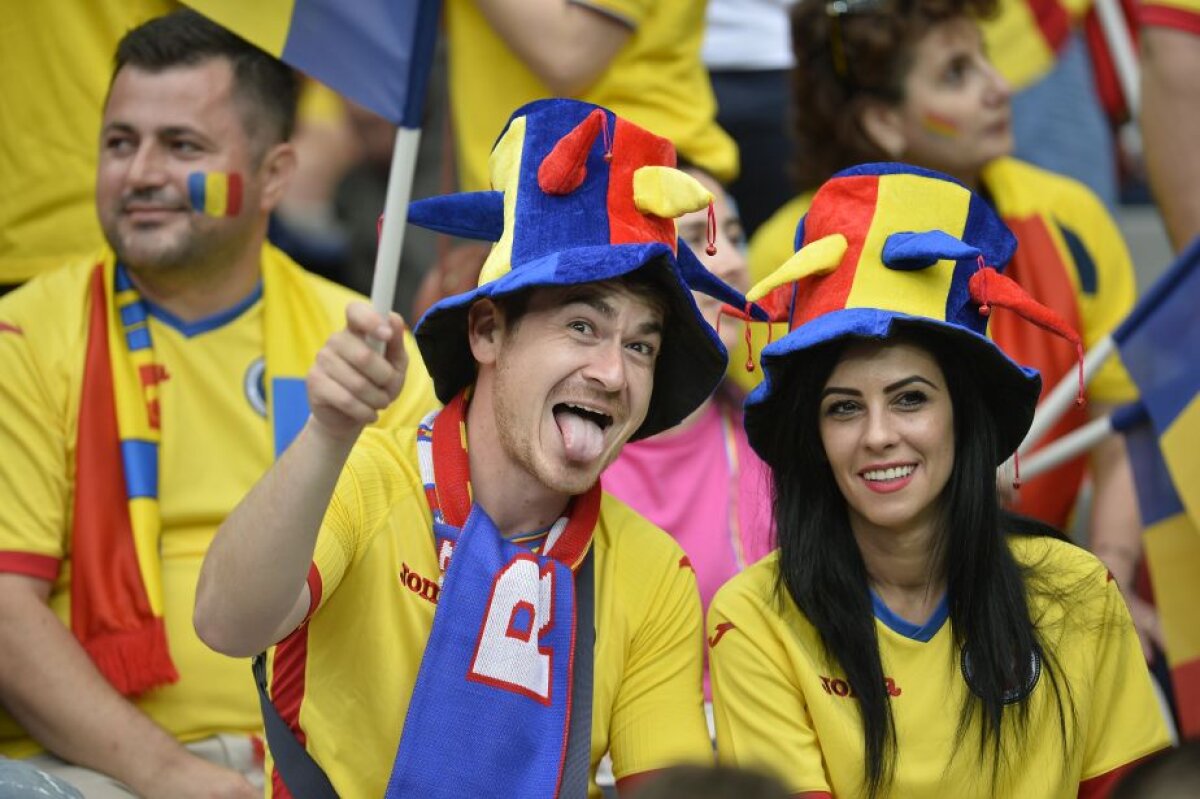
[555, 409, 605, 463]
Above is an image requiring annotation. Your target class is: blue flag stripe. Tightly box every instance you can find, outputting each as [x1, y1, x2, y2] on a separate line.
[281, 0, 441, 128]
[1123, 419, 1185, 527]
[1112, 239, 1200, 431]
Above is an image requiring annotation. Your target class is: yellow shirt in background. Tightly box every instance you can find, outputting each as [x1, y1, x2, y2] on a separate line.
[446, 0, 738, 193]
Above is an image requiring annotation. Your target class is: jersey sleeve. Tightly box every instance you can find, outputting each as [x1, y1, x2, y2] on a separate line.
[708, 576, 832, 795]
[1077, 575, 1171, 793]
[571, 0, 646, 28]
[0, 303, 70, 580]
[309, 431, 418, 615]
[1141, 0, 1200, 33]
[1052, 188, 1138, 404]
[607, 543, 712, 782]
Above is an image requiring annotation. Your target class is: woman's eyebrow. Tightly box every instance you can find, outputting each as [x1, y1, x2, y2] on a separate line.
[883, 375, 938, 392]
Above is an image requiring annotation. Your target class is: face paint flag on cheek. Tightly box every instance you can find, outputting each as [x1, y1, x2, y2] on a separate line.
[187, 171, 243, 217]
[920, 111, 960, 138]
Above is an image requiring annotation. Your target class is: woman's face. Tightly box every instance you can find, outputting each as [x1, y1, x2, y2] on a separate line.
[676, 170, 749, 354]
[869, 18, 1012, 184]
[818, 340, 955, 538]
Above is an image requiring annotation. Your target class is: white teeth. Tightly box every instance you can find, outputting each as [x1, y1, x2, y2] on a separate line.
[862, 465, 916, 481]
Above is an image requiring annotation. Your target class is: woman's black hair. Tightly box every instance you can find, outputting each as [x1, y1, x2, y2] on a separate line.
[770, 324, 1073, 797]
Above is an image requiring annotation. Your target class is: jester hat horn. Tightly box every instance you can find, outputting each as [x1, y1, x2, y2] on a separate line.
[410, 99, 763, 438]
[744, 163, 1084, 468]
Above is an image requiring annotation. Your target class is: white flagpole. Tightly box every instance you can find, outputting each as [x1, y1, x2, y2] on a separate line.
[369, 127, 423, 323]
[1018, 334, 1117, 456]
[1019, 413, 1115, 479]
[1093, 0, 1141, 115]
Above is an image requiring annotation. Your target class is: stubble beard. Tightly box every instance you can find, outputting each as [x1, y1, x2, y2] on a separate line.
[492, 363, 601, 499]
[110, 223, 204, 273]
[105, 210, 252, 287]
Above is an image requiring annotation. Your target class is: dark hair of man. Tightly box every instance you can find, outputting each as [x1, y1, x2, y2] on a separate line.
[768, 324, 1074, 797]
[111, 9, 299, 159]
[788, 0, 997, 191]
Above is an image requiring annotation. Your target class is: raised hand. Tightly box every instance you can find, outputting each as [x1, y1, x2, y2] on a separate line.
[308, 302, 409, 441]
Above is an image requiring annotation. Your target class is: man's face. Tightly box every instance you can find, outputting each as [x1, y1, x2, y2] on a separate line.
[96, 59, 265, 274]
[484, 283, 665, 496]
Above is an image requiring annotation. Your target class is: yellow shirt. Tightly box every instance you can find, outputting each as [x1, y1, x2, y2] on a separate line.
[446, 0, 738, 193]
[0, 1, 177, 284]
[264, 425, 712, 797]
[0, 249, 437, 756]
[709, 537, 1171, 797]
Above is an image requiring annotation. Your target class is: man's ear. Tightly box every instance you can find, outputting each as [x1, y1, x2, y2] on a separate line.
[859, 101, 907, 160]
[257, 141, 298, 212]
[467, 299, 503, 366]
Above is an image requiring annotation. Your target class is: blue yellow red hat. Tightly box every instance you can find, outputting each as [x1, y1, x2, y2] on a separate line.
[743, 163, 1084, 467]
[408, 98, 763, 438]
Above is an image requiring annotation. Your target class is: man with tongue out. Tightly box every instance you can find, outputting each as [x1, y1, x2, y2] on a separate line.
[195, 98, 763, 799]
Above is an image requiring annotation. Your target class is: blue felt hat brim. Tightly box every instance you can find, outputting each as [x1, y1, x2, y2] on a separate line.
[414, 242, 728, 439]
[743, 308, 1042, 468]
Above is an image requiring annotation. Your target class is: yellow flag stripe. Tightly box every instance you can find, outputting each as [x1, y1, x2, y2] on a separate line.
[1144, 513, 1200, 663]
[206, 172, 228, 217]
[182, 0, 296, 56]
[1162, 394, 1200, 527]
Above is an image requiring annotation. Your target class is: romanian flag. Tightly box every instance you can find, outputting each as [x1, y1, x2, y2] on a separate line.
[183, 0, 441, 128]
[187, 171, 242, 217]
[920, 112, 960, 139]
[1113, 239, 1200, 738]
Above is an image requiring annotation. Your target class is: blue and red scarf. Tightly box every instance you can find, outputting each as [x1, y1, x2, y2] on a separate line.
[386, 392, 598, 798]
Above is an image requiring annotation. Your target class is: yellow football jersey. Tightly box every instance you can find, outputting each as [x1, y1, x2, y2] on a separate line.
[0, 250, 437, 756]
[709, 536, 1170, 798]
[263, 425, 712, 798]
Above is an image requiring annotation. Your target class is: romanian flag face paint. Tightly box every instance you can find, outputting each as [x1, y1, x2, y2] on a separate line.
[920, 111, 961, 138]
[187, 171, 243, 217]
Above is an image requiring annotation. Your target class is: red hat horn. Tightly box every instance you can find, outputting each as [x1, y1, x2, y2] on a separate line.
[969, 263, 1086, 405]
[538, 108, 610, 196]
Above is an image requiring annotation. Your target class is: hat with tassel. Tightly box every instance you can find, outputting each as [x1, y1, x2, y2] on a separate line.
[743, 163, 1084, 468]
[409, 98, 764, 438]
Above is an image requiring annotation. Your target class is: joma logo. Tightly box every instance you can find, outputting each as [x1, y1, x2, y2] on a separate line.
[400, 562, 440, 605]
[818, 675, 902, 698]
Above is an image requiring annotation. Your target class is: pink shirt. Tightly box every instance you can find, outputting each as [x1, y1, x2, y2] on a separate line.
[603, 399, 775, 614]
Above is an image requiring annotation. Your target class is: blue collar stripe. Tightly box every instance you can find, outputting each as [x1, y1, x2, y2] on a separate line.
[871, 590, 949, 642]
[141, 281, 263, 337]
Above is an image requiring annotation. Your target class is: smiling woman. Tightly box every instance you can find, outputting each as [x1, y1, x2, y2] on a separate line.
[817, 339, 955, 549]
[745, 0, 1143, 548]
[708, 164, 1170, 799]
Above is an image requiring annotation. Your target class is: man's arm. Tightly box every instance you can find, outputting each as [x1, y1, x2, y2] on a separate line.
[1141, 25, 1200, 252]
[471, 0, 632, 95]
[0, 575, 255, 799]
[194, 303, 407, 657]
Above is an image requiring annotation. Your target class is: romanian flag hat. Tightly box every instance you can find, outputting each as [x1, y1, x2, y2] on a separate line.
[409, 98, 763, 439]
[743, 163, 1083, 468]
